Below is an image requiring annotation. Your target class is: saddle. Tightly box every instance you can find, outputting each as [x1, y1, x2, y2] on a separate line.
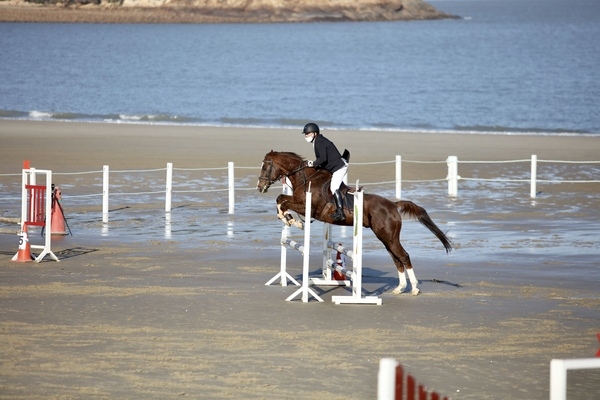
[322, 181, 362, 210]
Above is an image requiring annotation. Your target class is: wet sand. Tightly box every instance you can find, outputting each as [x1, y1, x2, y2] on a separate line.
[0, 120, 599, 399]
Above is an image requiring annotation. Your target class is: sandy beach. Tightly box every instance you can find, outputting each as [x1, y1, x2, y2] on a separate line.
[0, 120, 599, 399]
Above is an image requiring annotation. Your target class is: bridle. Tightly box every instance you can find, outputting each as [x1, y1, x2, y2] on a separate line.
[258, 157, 311, 191]
[257, 159, 279, 189]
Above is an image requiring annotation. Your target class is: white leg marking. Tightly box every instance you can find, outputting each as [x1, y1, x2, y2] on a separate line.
[293, 220, 304, 230]
[393, 270, 407, 294]
[277, 204, 285, 220]
[407, 268, 420, 295]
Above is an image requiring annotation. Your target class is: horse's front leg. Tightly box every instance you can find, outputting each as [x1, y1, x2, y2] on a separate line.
[276, 195, 304, 230]
[277, 204, 304, 230]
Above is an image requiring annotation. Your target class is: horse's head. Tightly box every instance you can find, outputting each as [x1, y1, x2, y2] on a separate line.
[257, 151, 306, 193]
[256, 151, 281, 193]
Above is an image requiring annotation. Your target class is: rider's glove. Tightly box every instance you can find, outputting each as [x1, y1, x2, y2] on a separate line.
[307, 160, 313, 167]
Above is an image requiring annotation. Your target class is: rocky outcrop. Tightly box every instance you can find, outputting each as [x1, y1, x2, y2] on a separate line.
[0, 0, 458, 23]
[121, 0, 456, 22]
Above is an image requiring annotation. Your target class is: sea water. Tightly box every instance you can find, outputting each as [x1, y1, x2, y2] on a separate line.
[0, 0, 599, 135]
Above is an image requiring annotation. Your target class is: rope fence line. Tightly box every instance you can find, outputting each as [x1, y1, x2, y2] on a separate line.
[1, 155, 598, 223]
[459, 159, 531, 164]
[402, 160, 448, 164]
[351, 160, 395, 165]
[174, 167, 229, 171]
[112, 168, 167, 173]
[53, 170, 103, 176]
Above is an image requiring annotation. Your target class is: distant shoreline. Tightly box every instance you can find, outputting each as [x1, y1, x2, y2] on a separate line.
[0, 1, 456, 24]
[0, 4, 251, 24]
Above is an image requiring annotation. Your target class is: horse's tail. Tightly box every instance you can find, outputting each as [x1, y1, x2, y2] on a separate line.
[395, 200, 453, 253]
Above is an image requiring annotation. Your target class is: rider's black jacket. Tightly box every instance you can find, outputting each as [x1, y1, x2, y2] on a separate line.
[312, 134, 345, 174]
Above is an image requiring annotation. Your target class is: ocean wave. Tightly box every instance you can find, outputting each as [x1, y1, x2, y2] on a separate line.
[453, 124, 592, 136]
[0, 108, 597, 137]
[116, 114, 200, 123]
[0, 109, 29, 119]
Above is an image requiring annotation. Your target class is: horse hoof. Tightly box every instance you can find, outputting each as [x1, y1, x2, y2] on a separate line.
[392, 287, 404, 294]
[411, 288, 421, 296]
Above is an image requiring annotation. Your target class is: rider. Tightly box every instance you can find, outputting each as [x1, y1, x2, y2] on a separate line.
[302, 122, 348, 222]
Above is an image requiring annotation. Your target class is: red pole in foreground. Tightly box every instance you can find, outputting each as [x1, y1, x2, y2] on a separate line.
[395, 364, 404, 399]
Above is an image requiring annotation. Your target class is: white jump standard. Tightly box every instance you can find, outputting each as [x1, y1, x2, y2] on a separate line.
[274, 187, 381, 305]
[13, 163, 59, 263]
[283, 190, 324, 303]
[265, 181, 301, 287]
[315, 190, 382, 305]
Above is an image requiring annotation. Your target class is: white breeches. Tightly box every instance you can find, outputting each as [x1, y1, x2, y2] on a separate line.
[330, 164, 348, 194]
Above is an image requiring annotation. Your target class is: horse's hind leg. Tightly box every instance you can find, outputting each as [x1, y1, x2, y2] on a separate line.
[406, 266, 419, 295]
[388, 246, 419, 295]
[378, 228, 419, 295]
[395, 262, 407, 294]
[371, 202, 420, 295]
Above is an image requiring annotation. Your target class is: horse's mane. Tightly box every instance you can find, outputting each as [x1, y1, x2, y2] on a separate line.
[273, 151, 305, 162]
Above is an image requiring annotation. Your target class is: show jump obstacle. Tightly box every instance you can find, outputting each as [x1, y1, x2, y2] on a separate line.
[267, 184, 382, 305]
[12, 161, 59, 263]
[378, 358, 452, 400]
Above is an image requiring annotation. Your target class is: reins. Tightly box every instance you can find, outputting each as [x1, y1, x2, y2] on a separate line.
[260, 157, 317, 191]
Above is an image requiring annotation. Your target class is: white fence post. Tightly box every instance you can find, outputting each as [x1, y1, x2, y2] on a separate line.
[165, 162, 173, 212]
[102, 165, 109, 223]
[530, 154, 537, 198]
[395, 155, 402, 200]
[228, 161, 234, 214]
[447, 156, 458, 197]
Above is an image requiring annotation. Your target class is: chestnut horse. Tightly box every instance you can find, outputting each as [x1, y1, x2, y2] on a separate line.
[256, 150, 452, 295]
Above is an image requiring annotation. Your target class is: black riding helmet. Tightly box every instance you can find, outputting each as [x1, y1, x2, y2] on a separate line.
[302, 122, 320, 135]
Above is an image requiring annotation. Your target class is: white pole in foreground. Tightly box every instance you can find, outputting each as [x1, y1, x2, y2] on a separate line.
[550, 358, 600, 400]
[377, 358, 399, 400]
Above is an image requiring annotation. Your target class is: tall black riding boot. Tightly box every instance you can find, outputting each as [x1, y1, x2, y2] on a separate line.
[331, 189, 345, 222]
